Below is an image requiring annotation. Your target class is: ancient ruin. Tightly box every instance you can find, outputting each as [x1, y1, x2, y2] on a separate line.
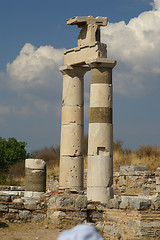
[24, 159, 46, 199]
[0, 16, 160, 239]
[59, 16, 116, 203]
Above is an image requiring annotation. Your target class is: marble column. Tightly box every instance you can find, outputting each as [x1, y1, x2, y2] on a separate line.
[87, 59, 116, 203]
[59, 65, 89, 190]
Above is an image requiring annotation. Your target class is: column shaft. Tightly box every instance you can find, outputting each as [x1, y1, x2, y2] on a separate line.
[59, 65, 89, 190]
[87, 61, 116, 203]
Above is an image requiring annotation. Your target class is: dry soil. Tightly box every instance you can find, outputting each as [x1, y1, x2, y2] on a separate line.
[0, 220, 60, 240]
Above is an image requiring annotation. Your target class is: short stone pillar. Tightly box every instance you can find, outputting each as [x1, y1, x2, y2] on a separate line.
[59, 65, 89, 190]
[87, 59, 116, 203]
[25, 159, 46, 198]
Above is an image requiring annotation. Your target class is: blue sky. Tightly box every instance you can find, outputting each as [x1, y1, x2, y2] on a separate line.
[0, 0, 160, 152]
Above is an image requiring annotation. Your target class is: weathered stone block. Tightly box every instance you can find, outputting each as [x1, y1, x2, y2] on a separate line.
[119, 197, 130, 209]
[25, 159, 46, 192]
[48, 196, 56, 207]
[120, 166, 148, 176]
[151, 197, 160, 210]
[56, 196, 75, 209]
[76, 195, 87, 209]
[0, 195, 11, 202]
[96, 222, 104, 232]
[9, 208, 18, 213]
[0, 204, 8, 212]
[130, 198, 151, 210]
[32, 214, 46, 222]
[18, 210, 32, 221]
[92, 213, 103, 219]
[108, 198, 120, 209]
[13, 198, 24, 203]
[10, 186, 25, 191]
[64, 42, 107, 65]
[59, 156, 83, 189]
[8, 203, 23, 210]
[51, 211, 66, 218]
[5, 213, 16, 222]
[24, 201, 37, 210]
[0, 191, 19, 196]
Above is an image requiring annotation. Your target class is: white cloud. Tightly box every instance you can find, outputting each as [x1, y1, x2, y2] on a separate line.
[102, 0, 160, 95]
[7, 43, 65, 89]
[1, 0, 160, 119]
[151, 0, 160, 9]
[2, 43, 65, 118]
[5, 0, 160, 98]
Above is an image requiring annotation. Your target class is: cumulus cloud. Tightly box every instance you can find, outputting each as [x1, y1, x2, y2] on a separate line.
[152, 0, 160, 9]
[102, 0, 160, 95]
[7, 43, 65, 89]
[5, 0, 160, 98]
[3, 43, 65, 118]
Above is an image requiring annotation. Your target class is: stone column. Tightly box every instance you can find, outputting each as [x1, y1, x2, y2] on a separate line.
[87, 59, 116, 203]
[25, 158, 46, 199]
[59, 65, 89, 190]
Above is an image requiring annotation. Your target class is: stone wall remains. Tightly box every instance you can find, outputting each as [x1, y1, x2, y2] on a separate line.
[47, 166, 160, 196]
[0, 166, 160, 239]
[0, 186, 46, 223]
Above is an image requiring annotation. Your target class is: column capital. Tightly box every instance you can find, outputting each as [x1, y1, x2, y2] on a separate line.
[86, 58, 117, 69]
[60, 65, 91, 76]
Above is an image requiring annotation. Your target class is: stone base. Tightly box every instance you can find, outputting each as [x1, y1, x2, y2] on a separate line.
[24, 191, 44, 200]
[87, 187, 113, 203]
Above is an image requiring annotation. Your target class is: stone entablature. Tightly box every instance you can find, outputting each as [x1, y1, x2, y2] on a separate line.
[64, 42, 107, 65]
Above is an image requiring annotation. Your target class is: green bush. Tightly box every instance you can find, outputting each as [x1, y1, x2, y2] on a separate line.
[0, 137, 30, 172]
[0, 174, 7, 185]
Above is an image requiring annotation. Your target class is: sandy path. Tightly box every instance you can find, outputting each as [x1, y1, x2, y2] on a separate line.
[0, 221, 60, 240]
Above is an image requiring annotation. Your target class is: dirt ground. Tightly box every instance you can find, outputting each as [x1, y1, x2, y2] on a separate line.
[0, 220, 60, 240]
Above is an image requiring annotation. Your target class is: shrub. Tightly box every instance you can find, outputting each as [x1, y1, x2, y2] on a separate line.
[0, 174, 7, 185]
[136, 145, 160, 158]
[7, 160, 25, 179]
[0, 137, 30, 172]
[31, 145, 60, 158]
[35, 151, 59, 166]
[113, 140, 124, 152]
